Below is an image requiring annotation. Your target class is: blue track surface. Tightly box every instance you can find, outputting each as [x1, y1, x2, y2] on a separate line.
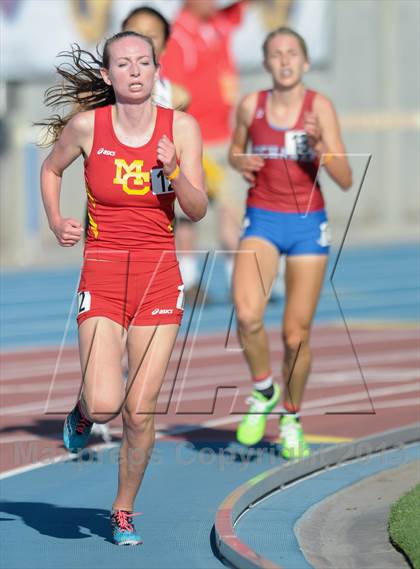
[0, 441, 324, 569]
[1, 243, 418, 568]
[235, 443, 420, 569]
[1, 243, 418, 349]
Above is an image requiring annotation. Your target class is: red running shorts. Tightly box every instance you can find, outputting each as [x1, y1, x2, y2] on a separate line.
[77, 249, 184, 328]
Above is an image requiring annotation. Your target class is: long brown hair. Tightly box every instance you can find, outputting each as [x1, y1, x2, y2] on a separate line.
[36, 31, 157, 145]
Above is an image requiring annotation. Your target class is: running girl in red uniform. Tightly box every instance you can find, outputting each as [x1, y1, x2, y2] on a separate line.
[229, 27, 352, 459]
[40, 31, 206, 544]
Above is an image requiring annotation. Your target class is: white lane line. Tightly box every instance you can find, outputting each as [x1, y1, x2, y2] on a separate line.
[167, 330, 420, 358]
[302, 397, 420, 415]
[0, 397, 78, 416]
[1, 380, 79, 395]
[0, 411, 277, 479]
[2, 344, 419, 383]
[1, 360, 80, 381]
[0, 435, 45, 443]
[158, 366, 419, 391]
[1, 361, 79, 381]
[159, 382, 419, 407]
[2, 328, 418, 378]
[303, 383, 420, 410]
[2, 381, 418, 416]
[0, 442, 117, 480]
[1, 396, 417, 447]
[2, 367, 418, 397]
[311, 368, 419, 384]
[0, 398, 417, 479]
[1, 371, 418, 413]
[0, 324, 417, 356]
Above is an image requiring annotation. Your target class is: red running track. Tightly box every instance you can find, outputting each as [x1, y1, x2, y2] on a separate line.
[1, 324, 419, 474]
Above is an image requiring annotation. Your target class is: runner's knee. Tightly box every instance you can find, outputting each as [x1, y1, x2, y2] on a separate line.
[236, 304, 264, 335]
[123, 409, 155, 435]
[282, 326, 310, 353]
[83, 396, 120, 424]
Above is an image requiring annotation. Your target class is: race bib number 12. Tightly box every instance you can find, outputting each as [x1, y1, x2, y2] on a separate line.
[151, 167, 174, 195]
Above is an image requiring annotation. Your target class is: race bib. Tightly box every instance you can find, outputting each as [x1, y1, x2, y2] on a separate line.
[176, 284, 185, 310]
[77, 291, 91, 314]
[285, 130, 314, 161]
[151, 167, 174, 195]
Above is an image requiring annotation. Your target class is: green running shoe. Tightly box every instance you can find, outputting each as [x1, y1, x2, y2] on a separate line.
[279, 415, 310, 460]
[236, 383, 281, 446]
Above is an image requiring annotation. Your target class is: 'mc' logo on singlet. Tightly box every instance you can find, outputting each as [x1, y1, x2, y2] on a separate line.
[113, 159, 150, 195]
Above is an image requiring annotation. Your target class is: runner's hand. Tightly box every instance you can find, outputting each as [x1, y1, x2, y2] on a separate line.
[51, 217, 83, 247]
[157, 135, 177, 177]
[237, 154, 265, 184]
[304, 112, 322, 148]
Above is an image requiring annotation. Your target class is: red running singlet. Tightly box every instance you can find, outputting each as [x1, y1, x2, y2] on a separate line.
[84, 105, 176, 252]
[247, 89, 324, 214]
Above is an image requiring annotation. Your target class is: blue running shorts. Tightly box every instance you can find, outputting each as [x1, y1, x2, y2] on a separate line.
[241, 207, 331, 255]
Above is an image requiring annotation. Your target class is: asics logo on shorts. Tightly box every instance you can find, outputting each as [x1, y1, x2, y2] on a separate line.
[97, 148, 116, 156]
[151, 308, 173, 315]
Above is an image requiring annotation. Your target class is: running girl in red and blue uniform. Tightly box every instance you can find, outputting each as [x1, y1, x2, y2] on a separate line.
[39, 31, 206, 544]
[229, 27, 352, 459]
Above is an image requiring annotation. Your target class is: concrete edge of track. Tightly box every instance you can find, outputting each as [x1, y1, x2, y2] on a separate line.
[214, 423, 420, 569]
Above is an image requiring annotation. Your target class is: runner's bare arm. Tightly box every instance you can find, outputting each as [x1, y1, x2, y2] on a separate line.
[313, 95, 352, 190]
[40, 112, 94, 246]
[229, 93, 264, 183]
[159, 111, 207, 222]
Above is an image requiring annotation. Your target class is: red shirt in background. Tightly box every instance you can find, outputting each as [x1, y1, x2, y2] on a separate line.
[160, 2, 243, 144]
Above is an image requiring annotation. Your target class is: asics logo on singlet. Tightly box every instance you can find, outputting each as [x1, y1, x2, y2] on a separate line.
[97, 148, 116, 156]
[152, 308, 173, 315]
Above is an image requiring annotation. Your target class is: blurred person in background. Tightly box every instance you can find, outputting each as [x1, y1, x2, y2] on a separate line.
[160, 0, 247, 304]
[39, 31, 206, 544]
[121, 5, 190, 110]
[230, 27, 352, 459]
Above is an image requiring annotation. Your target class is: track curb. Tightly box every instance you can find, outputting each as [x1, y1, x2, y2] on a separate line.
[214, 423, 420, 569]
